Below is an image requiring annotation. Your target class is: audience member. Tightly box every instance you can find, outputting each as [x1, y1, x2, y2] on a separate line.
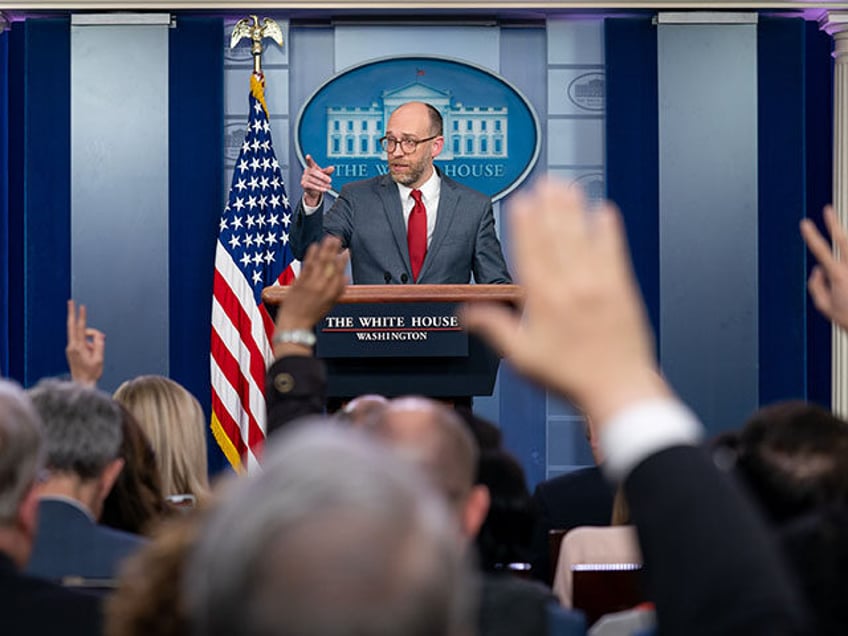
[114, 375, 210, 506]
[371, 397, 557, 636]
[461, 179, 810, 634]
[101, 404, 170, 536]
[185, 424, 474, 636]
[105, 508, 209, 636]
[0, 379, 103, 635]
[65, 299, 106, 389]
[721, 401, 848, 635]
[528, 420, 615, 584]
[474, 449, 537, 574]
[336, 393, 389, 427]
[26, 379, 145, 581]
[265, 236, 348, 436]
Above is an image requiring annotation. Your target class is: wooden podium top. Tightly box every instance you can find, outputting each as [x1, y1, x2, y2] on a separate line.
[261, 283, 524, 306]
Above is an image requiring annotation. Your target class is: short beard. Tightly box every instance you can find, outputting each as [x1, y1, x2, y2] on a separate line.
[390, 163, 426, 187]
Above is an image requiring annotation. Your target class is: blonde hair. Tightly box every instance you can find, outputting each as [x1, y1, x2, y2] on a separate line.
[114, 376, 209, 502]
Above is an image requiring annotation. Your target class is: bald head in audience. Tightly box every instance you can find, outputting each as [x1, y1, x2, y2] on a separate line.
[371, 397, 491, 540]
[186, 423, 474, 636]
[0, 380, 45, 568]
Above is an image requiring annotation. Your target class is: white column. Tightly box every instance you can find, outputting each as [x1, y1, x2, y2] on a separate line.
[821, 12, 848, 417]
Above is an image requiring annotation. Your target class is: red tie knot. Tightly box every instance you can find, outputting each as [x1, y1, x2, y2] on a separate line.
[411, 189, 424, 207]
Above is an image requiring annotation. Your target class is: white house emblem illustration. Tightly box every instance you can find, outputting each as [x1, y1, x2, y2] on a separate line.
[325, 81, 509, 160]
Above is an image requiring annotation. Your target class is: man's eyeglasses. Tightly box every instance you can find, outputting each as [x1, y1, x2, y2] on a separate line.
[379, 135, 439, 154]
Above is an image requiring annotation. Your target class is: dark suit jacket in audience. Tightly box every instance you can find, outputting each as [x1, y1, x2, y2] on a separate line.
[625, 445, 810, 635]
[26, 498, 144, 582]
[529, 465, 615, 583]
[0, 552, 103, 635]
[266, 356, 327, 437]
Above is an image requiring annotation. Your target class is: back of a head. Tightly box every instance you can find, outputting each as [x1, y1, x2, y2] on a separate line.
[28, 379, 121, 479]
[735, 401, 848, 522]
[114, 375, 209, 499]
[371, 397, 478, 511]
[101, 404, 169, 535]
[0, 380, 44, 525]
[186, 422, 474, 636]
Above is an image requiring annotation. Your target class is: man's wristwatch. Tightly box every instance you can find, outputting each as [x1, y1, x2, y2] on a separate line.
[272, 329, 316, 347]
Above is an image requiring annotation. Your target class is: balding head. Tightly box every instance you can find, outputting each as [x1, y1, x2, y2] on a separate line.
[370, 397, 489, 539]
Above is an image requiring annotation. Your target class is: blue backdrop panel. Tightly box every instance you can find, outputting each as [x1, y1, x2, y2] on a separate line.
[16, 19, 71, 386]
[604, 17, 660, 344]
[168, 16, 227, 475]
[498, 25, 548, 488]
[804, 22, 834, 409]
[757, 18, 807, 406]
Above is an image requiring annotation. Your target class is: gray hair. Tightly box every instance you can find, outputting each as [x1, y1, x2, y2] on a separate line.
[186, 421, 475, 636]
[28, 379, 122, 479]
[0, 380, 45, 524]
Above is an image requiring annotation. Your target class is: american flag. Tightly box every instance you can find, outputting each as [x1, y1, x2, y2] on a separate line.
[210, 73, 297, 472]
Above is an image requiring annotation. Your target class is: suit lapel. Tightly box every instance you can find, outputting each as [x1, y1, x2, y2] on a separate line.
[377, 175, 411, 273]
[418, 174, 458, 282]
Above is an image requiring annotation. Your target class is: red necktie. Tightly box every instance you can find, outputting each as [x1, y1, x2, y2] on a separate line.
[408, 189, 427, 282]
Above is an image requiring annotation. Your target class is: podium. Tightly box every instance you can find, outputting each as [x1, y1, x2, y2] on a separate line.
[262, 284, 523, 401]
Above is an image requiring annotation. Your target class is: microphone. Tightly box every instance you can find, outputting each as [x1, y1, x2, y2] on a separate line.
[400, 273, 409, 284]
[384, 271, 392, 284]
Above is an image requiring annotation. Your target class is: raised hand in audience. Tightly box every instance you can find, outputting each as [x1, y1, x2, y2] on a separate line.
[461, 179, 669, 426]
[272, 235, 348, 359]
[65, 299, 105, 388]
[801, 206, 848, 331]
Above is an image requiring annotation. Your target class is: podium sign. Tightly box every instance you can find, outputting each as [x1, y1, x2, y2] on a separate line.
[262, 284, 523, 399]
[317, 302, 468, 358]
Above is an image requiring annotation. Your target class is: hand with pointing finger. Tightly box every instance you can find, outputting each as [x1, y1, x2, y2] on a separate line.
[301, 154, 335, 207]
[65, 299, 105, 388]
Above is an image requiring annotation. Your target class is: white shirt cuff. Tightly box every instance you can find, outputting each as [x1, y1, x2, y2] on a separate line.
[599, 398, 704, 482]
[302, 197, 321, 215]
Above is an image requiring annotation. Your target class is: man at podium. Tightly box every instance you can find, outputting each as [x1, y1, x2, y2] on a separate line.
[291, 101, 512, 285]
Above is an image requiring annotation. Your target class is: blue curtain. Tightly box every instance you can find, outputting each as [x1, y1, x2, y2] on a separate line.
[1, 30, 9, 377]
[169, 16, 228, 475]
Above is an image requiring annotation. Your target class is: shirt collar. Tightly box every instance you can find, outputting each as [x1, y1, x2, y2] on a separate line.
[397, 168, 440, 202]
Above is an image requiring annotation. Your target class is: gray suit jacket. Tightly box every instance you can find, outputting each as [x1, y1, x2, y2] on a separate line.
[291, 172, 511, 284]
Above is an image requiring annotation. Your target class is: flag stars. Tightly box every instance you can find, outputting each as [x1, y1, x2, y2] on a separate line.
[266, 231, 277, 245]
[282, 212, 291, 227]
[281, 232, 290, 245]
[262, 158, 271, 171]
[252, 253, 264, 266]
[255, 234, 266, 247]
[252, 119, 263, 134]
[248, 176, 259, 190]
[250, 157, 262, 171]
[268, 213, 280, 226]
[264, 250, 275, 264]
[240, 252, 251, 268]
[238, 159, 249, 174]
[228, 235, 241, 249]
[246, 215, 256, 229]
[262, 120, 270, 133]
[271, 177, 281, 190]
[247, 196, 258, 210]
[257, 214, 267, 228]
[252, 270, 262, 285]
[253, 100, 263, 113]
[261, 140, 271, 152]
[282, 194, 290, 208]
[251, 138, 261, 153]
[269, 195, 281, 210]
[260, 176, 270, 189]
[271, 158, 280, 171]
[258, 196, 268, 210]
[235, 178, 247, 192]
[219, 218, 228, 232]
[245, 234, 254, 247]
[232, 197, 245, 212]
[232, 216, 243, 230]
